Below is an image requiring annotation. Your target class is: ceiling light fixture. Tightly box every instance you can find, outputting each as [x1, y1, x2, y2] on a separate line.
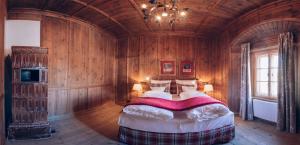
[141, 4, 147, 9]
[141, 0, 189, 29]
[162, 11, 168, 17]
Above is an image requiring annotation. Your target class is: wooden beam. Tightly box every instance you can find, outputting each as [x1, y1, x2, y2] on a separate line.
[70, 0, 96, 16]
[71, 0, 131, 34]
[127, 0, 152, 32]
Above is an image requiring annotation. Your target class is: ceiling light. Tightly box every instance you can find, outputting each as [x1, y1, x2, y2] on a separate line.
[141, 4, 147, 9]
[162, 12, 168, 17]
[155, 15, 162, 21]
[180, 11, 186, 16]
[141, 0, 188, 28]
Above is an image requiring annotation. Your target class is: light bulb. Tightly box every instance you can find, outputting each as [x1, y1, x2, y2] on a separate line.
[180, 11, 186, 16]
[145, 77, 150, 81]
[155, 15, 162, 21]
[162, 12, 168, 17]
[141, 4, 147, 9]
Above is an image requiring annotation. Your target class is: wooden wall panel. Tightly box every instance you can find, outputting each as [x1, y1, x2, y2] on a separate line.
[139, 36, 159, 80]
[68, 22, 89, 88]
[0, 0, 5, 144]
[117, 35, 218, 103]
[42, 16, 69, 89]
[9, 11, 117, 118]
[104, 38, 117, 85]
[116, 38, 128, 104]
[87, 87, 101, 108]
[88, 28, 103, 86]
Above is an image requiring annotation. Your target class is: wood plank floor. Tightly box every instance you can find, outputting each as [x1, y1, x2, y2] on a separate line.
[6, 101, 300, 145]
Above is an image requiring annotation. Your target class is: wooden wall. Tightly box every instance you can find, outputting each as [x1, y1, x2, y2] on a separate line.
[7, 10, 117, 118]
[214, 0, 300, 118]
[116, 35, 226, 104]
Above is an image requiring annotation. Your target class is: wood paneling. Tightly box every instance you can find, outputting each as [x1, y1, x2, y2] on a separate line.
[116, 35, 220, 103]
[7, 0, 276, 36]
[0, 0, 5, 144]
[9, 10, 117, 118]
[116, 38, 128, 104]
[68, 21, 89, 88]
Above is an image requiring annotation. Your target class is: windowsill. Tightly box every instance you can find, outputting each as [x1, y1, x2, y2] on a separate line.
[252, 97, 278, 103]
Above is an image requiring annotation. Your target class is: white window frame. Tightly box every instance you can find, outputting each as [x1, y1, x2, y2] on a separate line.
[251, 49, 278, 101]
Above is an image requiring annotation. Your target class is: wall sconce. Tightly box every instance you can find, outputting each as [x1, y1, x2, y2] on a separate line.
[204, 84, 214, 93]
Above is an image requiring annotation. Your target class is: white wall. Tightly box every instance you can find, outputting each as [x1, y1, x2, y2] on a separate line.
[253, 99, 278, 122]
[4, 20, 40, 56]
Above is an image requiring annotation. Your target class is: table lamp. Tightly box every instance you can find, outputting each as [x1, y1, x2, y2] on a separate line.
[204, 84, 213, 93]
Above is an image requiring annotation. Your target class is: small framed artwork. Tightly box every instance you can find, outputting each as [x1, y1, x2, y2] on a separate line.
[160, 60, 176, 75]
[180, 60, 195, 76]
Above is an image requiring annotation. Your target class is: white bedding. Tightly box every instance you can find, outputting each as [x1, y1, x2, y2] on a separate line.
[123, 105, 174, 120]
[141, 90, 172, 100]
[179, 90, 209, 100]
[118, 105, 234, 133]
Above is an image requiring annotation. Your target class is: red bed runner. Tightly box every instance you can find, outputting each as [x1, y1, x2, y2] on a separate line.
[126, 97, 225, 111]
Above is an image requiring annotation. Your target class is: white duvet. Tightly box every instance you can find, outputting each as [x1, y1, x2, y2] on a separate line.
[186, 103, 230, 121]
[119, 102, 234, 133]
[141, 90, 172, 100]
[122, 95, 230, 122]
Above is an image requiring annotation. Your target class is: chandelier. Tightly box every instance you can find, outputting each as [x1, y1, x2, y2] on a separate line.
[141, 0, 189, 28]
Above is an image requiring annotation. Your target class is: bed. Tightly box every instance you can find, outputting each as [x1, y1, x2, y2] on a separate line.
[118, 80, 235, 145]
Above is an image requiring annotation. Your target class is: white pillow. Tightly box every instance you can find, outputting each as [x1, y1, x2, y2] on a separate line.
[142, 91, 172, 100]
[150, 86, 166, 92]
[176, 79, 197, 86]
[151, 80, 171, 84]
[186, 104, 229, 121]
[180, 90, 208, 100]
[182, 86, 197, 92]
[123, 105, 174, 120]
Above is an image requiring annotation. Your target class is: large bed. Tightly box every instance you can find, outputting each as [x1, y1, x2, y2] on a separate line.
[118, 80, 235, 145]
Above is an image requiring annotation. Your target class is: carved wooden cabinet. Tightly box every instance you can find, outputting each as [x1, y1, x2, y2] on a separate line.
[8, 46, 51, 139]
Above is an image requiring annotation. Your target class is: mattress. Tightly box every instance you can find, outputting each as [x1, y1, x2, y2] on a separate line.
[118, 110, 234, 133]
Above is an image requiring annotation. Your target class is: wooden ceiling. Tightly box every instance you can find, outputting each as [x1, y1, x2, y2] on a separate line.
[8, 0, 276, 37]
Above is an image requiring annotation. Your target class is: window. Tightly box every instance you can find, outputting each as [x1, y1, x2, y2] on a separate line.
[252, 50, 278, 100]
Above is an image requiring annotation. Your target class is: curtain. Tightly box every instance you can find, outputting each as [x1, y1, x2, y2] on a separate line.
[240, 43, 254, 120]
[277, 32, 297, 133]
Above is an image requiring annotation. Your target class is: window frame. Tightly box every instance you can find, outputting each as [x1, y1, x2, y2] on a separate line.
[251, 49, 278, 101]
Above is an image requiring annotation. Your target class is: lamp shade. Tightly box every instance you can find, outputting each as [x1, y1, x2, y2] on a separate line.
[132, 83, 143, 92]
[204, 84, 213, 92]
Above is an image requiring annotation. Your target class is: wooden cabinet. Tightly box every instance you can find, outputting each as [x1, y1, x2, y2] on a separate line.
[8, 46, 51, 139]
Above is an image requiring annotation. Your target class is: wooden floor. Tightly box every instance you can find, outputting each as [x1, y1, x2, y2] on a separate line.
[6, 101, 300, 145]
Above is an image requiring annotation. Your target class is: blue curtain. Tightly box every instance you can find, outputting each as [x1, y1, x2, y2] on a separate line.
[240, 43, 254, 120]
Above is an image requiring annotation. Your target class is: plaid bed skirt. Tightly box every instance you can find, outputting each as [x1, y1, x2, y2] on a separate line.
[119, 124, 235, 145]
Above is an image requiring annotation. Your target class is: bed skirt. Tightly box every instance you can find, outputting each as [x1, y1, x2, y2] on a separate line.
[118, 124, 235, 145]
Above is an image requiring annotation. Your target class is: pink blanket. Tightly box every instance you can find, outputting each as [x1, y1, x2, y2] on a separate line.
[126, 97, 225, 111]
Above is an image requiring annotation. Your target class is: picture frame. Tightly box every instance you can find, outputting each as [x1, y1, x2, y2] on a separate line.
[180, 60, 195, 76]
[160, 60, 176, 75]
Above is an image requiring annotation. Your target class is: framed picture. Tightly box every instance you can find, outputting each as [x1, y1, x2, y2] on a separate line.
[160, 60, 176, 75]
[180, 60, 194, 76]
